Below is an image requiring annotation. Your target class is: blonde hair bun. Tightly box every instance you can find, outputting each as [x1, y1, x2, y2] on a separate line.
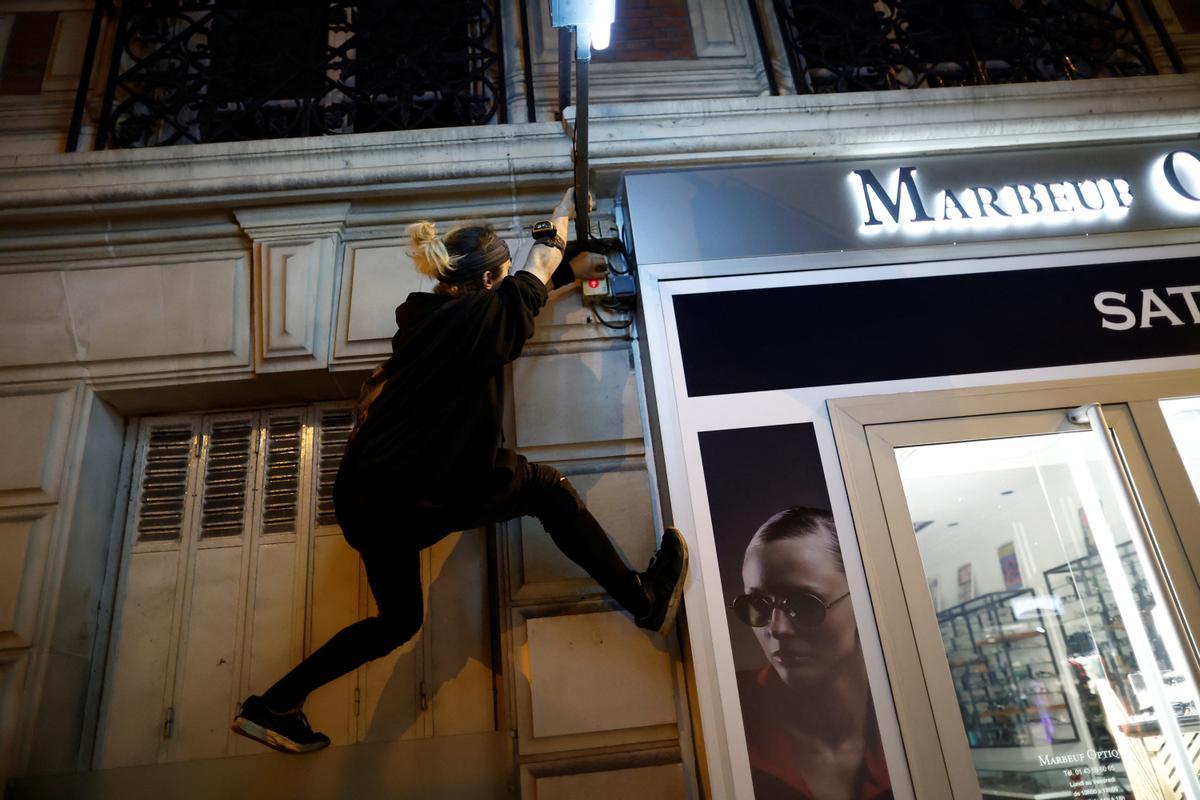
[407, 221, 452, 279]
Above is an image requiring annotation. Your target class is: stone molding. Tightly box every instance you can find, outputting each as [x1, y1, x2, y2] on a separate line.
[564, 73, 1200, 176]
[0, 123, 572, 218]
[235, 203, 349, 373]
[2, 75, 1199, 225]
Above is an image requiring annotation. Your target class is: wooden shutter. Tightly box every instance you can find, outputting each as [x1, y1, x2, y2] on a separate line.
[135, 423, 196, 543]
[315, 408, 353, 527]
[304, 405, 360, 746]
[167, 414, 258, 761]
[199, 418, 256, 539]
[97, 418, 200, 768]
[233, 408, 312, 758]
[261, 413, 304, 535]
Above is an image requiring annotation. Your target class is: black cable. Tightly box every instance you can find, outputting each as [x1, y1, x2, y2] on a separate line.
[590, 304, 633, 330]
[605, 253, 631, 276]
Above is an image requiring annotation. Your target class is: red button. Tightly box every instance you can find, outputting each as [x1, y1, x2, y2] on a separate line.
[587, 279, 601, 289]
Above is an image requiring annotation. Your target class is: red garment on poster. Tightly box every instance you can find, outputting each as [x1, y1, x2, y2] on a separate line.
[737, 668, 893, 800]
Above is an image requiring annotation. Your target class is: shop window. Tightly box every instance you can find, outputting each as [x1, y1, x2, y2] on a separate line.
[897, 432, 1200, 796]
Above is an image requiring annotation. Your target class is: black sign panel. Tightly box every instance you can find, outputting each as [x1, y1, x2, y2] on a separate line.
[673, 256, 1200, 397]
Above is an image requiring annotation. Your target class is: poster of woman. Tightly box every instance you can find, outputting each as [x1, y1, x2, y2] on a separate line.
[698, 423, 893, 800]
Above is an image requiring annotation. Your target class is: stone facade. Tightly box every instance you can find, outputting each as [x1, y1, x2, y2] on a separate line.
[1, 1, 1199, 798]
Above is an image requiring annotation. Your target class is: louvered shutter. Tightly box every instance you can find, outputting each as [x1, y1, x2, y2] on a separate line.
[136, 423, 196, 543]
[97, 418, 201, 768]
[167, 413, 259, 762]
[315, 408, 353, 527]
[199, 418, 256, 538]
[261, 413, 304, 535]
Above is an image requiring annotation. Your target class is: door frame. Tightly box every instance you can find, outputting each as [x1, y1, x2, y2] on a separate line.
[829, 369, 1200, 798]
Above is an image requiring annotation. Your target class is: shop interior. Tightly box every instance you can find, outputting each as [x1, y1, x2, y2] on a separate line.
[898, 397, 1200, 799]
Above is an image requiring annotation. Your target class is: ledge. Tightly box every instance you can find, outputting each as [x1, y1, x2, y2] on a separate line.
[0, 122, 574, 218]
[568, 74, 1200, 190]
[1, 74, 1198, 224]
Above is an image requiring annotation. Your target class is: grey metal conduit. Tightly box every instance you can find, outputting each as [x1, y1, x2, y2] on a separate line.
[557, 27, 572, 115]
[573, 41, 590, 245]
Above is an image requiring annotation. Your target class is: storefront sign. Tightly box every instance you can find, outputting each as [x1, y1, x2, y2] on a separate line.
[673, 255, 1200, 397]
[850, 170, 1134, 231]
[619, 139, 1200, 266]
[850, 150, 1200, 234]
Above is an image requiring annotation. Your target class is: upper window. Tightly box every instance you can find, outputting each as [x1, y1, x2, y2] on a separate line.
[96, 0, 505, 149]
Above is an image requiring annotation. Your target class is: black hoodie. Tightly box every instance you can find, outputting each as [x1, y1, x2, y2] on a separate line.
[339, 270, 549, 503]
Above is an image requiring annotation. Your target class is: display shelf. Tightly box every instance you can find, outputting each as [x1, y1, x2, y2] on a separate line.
[937, 588, 1079, 748]
[1043, 541, 1169, 714]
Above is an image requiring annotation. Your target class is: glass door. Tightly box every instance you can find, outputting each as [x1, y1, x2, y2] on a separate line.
[1161, 395, 1200, 503]
[835, 397, 1200, 800]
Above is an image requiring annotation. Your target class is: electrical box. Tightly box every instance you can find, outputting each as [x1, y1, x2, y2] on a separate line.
[581, 275, 609, 305]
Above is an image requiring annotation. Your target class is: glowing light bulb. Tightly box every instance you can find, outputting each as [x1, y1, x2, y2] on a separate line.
[591, 23, 611, 50]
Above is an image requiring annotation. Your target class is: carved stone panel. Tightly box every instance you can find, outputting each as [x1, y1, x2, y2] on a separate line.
[514, 465, 655, 597]
[68, 259, 246, 362]
[0, 509, 54, 651]
[524, 610, 676, 740]
[0, 256, 252, 383]
[0, 389, 74, 507]
[237, 203, 349, 374]
[332, 240, 433, 367]
[252, 237, 339, 372]
[511, 347, 641, 455]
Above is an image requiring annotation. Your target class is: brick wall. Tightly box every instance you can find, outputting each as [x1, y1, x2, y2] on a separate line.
[592, 0, 696, 62]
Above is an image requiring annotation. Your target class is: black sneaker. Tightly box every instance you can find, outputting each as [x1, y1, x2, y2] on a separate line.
[231, 695, 330, 754]
[636, 526, 689, 635]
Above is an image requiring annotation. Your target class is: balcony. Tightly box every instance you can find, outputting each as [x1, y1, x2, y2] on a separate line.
[24, 0, 1184, 152]
[80, 0, 507, 149]
[770, 0, 1181, 93]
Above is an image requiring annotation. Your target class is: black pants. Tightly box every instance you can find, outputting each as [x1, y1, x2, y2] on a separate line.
[261, 458, 649, 711]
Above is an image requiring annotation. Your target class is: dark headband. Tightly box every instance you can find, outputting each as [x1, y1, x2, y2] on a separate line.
[442, 237, 511, 284]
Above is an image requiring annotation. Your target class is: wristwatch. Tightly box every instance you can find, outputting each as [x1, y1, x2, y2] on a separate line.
[531, 219, 566, 254]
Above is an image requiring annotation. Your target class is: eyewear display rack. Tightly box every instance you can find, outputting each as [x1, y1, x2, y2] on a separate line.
[938, 589, 1079, 748]
[1043, 541, 1167, 709]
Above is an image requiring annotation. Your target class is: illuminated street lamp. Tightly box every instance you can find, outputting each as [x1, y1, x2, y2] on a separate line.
[550, 0, 615, 54]
[550, 0, 617, 243]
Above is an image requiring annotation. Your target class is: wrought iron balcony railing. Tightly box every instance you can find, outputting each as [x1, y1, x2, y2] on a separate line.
[67, 0, 1183, 151]
[769, 0, 1182, 93]
[72, 0, 507, 150]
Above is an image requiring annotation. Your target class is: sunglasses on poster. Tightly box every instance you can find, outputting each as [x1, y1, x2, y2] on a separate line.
[730, 590, 851, 628]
